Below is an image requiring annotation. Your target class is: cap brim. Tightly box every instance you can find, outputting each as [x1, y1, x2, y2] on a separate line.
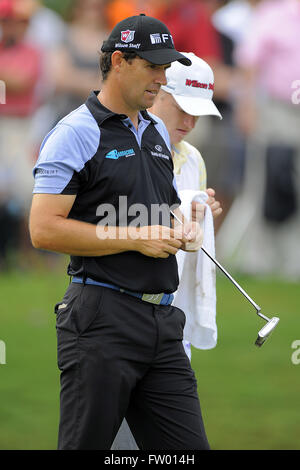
[173, 95, 222, 119]
[136, 49, 191, 66]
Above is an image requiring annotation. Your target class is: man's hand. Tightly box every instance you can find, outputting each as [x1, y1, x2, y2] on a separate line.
[191, 188, 222, 222]
[134, 225, 184, 258]
[206, 188, 222, 219]
[177, 221, 203, 252]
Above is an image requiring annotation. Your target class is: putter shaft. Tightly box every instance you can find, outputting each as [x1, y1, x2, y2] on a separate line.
[200, 246, 263, 314]
[170, 210, 280, 346]
[170, 210, 267, 319]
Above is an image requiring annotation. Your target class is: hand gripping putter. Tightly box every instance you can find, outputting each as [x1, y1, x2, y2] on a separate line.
[170, 211, 280, 347]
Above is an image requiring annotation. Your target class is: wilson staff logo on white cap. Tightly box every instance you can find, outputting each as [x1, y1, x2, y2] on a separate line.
[161, 52, 222, 119]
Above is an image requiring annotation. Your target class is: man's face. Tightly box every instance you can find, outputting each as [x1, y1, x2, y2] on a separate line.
[117, 55, 171, 112]
[151, 90, 198, 145]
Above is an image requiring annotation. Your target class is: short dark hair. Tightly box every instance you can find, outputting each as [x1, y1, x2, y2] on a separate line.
[99, 51, 139, 81]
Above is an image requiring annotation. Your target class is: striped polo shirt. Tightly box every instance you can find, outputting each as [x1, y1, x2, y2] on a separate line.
[33, 91, 181, 294]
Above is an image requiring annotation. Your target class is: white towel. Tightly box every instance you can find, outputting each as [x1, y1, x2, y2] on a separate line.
[173, 190, 217, 350]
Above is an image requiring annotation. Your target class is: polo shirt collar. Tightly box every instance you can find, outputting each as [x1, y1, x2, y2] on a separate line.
[85, 91, 157, 126]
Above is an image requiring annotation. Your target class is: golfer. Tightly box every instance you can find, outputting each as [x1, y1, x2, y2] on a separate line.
[29, 15, 209, 450]
[112, 52, 223, 450]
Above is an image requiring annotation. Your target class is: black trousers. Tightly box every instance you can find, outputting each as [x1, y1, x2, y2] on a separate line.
[55, 283, 210, 450]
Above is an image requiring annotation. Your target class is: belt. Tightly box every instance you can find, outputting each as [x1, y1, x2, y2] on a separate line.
[71, 277, 174, 306]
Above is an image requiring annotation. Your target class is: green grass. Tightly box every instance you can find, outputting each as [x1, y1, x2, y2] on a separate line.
[0, 260, 299, 449]
[0, 259, 68, 450]
[191, 274, 300, 450]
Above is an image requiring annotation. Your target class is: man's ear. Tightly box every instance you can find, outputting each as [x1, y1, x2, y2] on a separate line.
[111, 51, 124, 73]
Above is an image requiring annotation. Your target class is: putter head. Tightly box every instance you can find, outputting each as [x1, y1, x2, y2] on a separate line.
[255, 316, 280, 347]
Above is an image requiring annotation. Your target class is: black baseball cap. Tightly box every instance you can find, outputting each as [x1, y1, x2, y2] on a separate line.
[101, 14, 191, 66]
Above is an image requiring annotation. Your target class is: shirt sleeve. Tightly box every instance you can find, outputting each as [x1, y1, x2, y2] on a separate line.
[33, 124, 89, 195]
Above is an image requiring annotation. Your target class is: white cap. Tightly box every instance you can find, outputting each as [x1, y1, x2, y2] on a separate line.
[161, 52, 222, 119]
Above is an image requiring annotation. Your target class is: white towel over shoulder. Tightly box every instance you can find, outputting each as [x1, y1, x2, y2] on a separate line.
[173, 189, 217, 350]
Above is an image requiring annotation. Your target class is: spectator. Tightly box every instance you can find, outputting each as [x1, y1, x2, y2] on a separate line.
[0, 0, 66, 49]
[217, 0, 300, 279]
[21, 0, 67, 51]
[212, 0, 259, 46]
[12, 1, 69, 163]
[0, 0, 43, 267]
[48, 0, 109, 124]
[154, 0, 222, 66]
[106, 0, 138, 29]
[196, 1, 260, 232]
[0, 0, 41, 206]
[105, 0, 161, 29]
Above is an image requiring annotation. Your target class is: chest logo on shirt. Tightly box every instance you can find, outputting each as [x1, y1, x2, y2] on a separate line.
[151, 146, 170, 160]
[105, 148, 136, 160]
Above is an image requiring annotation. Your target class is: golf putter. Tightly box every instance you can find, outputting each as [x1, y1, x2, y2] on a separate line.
[170, 211, 280, 346]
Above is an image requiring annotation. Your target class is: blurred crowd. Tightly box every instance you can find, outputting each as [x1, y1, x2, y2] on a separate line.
[0, 0, 299, 279]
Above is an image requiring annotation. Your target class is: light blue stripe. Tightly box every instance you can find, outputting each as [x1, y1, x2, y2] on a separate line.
[33, 104, 100, 194]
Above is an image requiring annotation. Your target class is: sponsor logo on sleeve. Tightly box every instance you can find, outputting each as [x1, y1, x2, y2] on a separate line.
[35, 168, 59, 176]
